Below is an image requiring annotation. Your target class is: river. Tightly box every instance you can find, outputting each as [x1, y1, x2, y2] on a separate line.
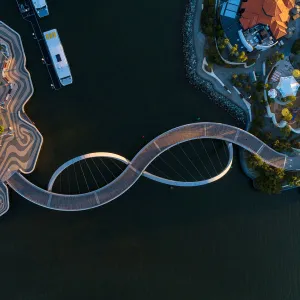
[1, 0, 300, 299]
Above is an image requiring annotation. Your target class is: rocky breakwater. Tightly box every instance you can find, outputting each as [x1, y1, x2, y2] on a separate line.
[183, 0, 247, 125]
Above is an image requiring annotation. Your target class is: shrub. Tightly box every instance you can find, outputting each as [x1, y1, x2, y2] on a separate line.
[292, 39, 300, 54]
[280, 125, 291, 137]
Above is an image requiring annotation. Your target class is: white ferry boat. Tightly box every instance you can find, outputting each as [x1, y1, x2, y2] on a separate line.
[43, 29, 73, 86]
[31, 0, 49, 18]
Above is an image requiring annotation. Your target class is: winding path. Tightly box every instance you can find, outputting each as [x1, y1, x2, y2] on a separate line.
[6, 122, 299, 212]
[0, 22, 42, 216]
[0, 22, 43, 180]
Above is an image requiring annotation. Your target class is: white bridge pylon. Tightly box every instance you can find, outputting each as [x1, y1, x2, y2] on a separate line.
[48, 145, 234, 192]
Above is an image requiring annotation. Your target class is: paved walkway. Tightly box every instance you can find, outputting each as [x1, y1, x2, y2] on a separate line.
[7, 122, 300, 212]
[193, 0, 248, 110]
[0, 22, 42, 179]
[0, 22, 43, 216]
[193, 0, 296, 110]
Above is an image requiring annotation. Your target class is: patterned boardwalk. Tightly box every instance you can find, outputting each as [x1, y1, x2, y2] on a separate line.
[0, 22, 43, 216]
[6, 122, 294, 212]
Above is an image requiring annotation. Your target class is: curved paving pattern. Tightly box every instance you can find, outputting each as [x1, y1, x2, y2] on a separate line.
[6, 122, 299, 212]
[0, 22, 42, 180]
[47, 145, 233, 190]
[0, 22, 43, 216]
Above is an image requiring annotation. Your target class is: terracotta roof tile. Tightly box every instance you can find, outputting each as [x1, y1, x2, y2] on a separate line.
[239, 0, 295, 39]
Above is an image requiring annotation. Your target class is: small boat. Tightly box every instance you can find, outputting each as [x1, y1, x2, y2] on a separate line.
[32, 0, 49, 18]
[43, 29, 73, 86]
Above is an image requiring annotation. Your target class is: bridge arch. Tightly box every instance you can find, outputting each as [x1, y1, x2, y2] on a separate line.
[6, 122, 292, 212]
[47, 145, 233, 191]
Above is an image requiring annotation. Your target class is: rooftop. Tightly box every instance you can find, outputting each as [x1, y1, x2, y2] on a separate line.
[43, 29, 71, 81]
[240, 0, 295, 40]
[32, 0, 47, 9]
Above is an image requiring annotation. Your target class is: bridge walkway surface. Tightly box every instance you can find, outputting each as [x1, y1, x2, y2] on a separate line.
[6, 122, 299, 212]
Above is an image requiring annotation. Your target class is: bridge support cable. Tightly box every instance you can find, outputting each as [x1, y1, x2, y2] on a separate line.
[98, 158, 116, 178]
[222, 141, 229, 160]
[188, 141, 212, 178]
[59, 173, 62, 194]
[110, 159, 123, 171]
[168, 149, 197, 181]
[67, 167, 71, 194]
[91, 158, 108, 184]
[178, 144, 204, 180]
[84, 159, 100, 189]
[157, 156, 187, 181]
[148, 163, 170, 180]
[79, 160, 90, 192]
[199, 139, 218, 175]
[73, 163, 80, 194]
[211, 140, 224, 169]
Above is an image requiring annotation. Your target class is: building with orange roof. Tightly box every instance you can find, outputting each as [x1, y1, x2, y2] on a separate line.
[240, 0, 295, 40]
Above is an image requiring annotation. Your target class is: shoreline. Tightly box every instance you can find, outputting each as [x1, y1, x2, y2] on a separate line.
[183, 0, 249, 128]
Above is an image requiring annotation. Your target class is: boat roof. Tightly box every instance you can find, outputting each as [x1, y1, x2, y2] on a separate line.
[32, 0, 47, 8]
[43, 29, 71, 80]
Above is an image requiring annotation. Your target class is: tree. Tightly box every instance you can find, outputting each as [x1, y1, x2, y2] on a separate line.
[218, 42, 226, 50]
[238, 73, 247, 81]
[280, 125, 291, 137]
[287, 175, 300, 187]
[230, 44, 238, 56]
[265, 132, 272, 141]
[267, 51, 285, 66]
[273, 139, 291, 152]
[232, 74, 238, 80]
[245, 85, 251, 92]
[237, 51, 248, 62]
[292, 39, 300, 54]
[204, 26, 213, 36]
[293, 69, 300, 78]
[255, 173, 282, 194]
[274, 51, 284, 61]
[292, 139, 300, 148]
[247, 154, 264, 170]
[224, 38, 229, 45]
[0, 126, 4, 135]
[282, 108, 292, 121]
[287, 95, 296, 102]
[216, 29, 224, 38]
[283, 112, 293, 122]
[256, 81, 265, 92]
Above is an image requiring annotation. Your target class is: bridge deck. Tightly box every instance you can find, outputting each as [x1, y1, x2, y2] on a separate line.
[6, 122, 294, 212]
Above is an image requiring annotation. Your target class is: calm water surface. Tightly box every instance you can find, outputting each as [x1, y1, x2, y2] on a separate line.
[1, 0, 300, 299]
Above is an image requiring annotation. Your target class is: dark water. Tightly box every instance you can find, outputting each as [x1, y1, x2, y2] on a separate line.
[1, 0, 300, 299]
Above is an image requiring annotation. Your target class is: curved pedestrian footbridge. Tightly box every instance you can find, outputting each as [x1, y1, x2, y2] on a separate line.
[6, 122, 299, 212]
